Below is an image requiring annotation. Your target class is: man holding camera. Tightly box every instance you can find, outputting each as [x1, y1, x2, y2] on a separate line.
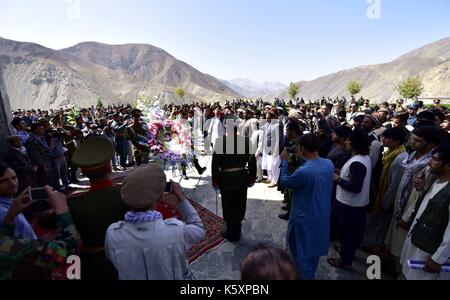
[0, 162, 80, 279]
[0, 163, 36, 240]
[105, 164, 205, 280]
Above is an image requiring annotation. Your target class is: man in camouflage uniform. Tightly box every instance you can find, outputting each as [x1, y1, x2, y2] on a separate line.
[126, 109, 150, 166]
[0, 186, 80, 280]
[279, 122, 304, 220]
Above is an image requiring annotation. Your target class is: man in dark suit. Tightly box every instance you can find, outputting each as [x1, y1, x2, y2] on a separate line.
[212, 123, 256, 242]
[24, 123, 54, 188]
[4, 136, 37, 193]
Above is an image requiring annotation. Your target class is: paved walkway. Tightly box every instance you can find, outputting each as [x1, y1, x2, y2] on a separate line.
[72, 153, 391, 280]
[168, 155, 391, 280]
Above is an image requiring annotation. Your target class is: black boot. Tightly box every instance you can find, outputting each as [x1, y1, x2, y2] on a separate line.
[222, 223, 241, 242]
[70, 168, 79, 184]
[223, 223, 240, 242]
[232, 224, 242, 241]
[193, 158, 206, 175]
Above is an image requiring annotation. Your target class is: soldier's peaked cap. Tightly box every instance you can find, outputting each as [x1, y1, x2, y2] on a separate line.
[72, 136, 115, 168]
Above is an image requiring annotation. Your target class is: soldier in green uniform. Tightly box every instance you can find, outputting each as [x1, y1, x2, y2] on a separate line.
[68, 136, 129, 280]
[0, 185, 80, 280]
[212, 123, 256, 242]
[279, 122, 305, 220]
[126, 109, 150, 166]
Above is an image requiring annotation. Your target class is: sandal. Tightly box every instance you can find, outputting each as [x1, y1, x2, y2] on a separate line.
[327, 257, 353, 271]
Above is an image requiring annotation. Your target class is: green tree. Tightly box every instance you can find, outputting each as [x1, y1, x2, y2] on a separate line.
[66, 107, 80, 126]
[96, 98, 104, 109]
[397, 76, 424, 100]
[347, 80, 361, 96]
[288, 82, 299, 100]
[176, 87, 185, 101]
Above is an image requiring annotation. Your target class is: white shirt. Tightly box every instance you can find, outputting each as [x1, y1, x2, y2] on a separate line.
[105, 200, 205, 280]
[208, 117, 224, 146]
[336, 155, 372, 207]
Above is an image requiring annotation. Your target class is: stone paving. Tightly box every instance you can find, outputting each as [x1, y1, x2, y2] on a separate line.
[73, 153, 391, 280]
[168, 155, 392, 280]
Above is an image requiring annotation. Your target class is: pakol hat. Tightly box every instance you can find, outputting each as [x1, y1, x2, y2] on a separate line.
[120, 164, 166, 209]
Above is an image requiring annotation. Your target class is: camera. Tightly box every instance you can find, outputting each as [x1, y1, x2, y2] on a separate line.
[164, 181, 172, 193]
[28, 188, 49, 203]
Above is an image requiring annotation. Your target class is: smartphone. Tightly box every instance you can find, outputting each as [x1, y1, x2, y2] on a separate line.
[164, 181, 172, 193]
[28, 188, 49, 203]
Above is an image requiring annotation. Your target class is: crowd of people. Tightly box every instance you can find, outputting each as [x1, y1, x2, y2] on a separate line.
[0, 95, 449, 280]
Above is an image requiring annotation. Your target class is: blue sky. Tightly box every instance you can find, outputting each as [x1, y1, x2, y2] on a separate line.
[1, 0, 449, 84]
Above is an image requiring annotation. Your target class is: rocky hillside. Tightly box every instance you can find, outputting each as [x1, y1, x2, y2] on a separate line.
[0, 37, 241, 109]
[276, 37, 450, 102]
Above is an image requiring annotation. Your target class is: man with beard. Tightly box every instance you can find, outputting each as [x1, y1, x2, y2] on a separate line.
[4, 136, 37, 193]
[24, 123, 55, 189]
[346, 103, 359, 124]
[319, 104, 339, 130]
[400, 145, 450, 280]
[278, 122, 304, 221]
[385, 126, 445, 275]
[362, 128, 408, 255]
[126, 109, 150, 166]
[110, 113, 129, 171]
[328, 129, 372, 271]
[241, 109, 255, 138]
[361, 115, 383, 204]
[280, 134, 334, 279]
[327, 126, 352, 171]
[317, 120, 334, 158]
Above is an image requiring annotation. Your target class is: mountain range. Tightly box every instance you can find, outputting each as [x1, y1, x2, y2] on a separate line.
[1, 36, 449, 109]
[275, 37, 450, 102]
[221, 78, 286, 98]
[0, 37, 240, 109]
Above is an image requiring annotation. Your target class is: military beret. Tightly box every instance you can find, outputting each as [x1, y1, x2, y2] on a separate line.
[72, 136, 115, 168]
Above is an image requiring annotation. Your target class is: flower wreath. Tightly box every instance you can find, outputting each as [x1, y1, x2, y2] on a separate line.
[137, 97, 194, 169]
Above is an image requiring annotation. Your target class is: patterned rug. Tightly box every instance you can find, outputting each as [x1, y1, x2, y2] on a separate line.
[112, 175, 226, 263]
[32, 176, 225, 278]
[155, 199, 226, 263]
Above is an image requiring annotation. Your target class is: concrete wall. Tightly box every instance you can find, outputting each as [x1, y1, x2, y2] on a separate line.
[0, 70, 13, 160]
